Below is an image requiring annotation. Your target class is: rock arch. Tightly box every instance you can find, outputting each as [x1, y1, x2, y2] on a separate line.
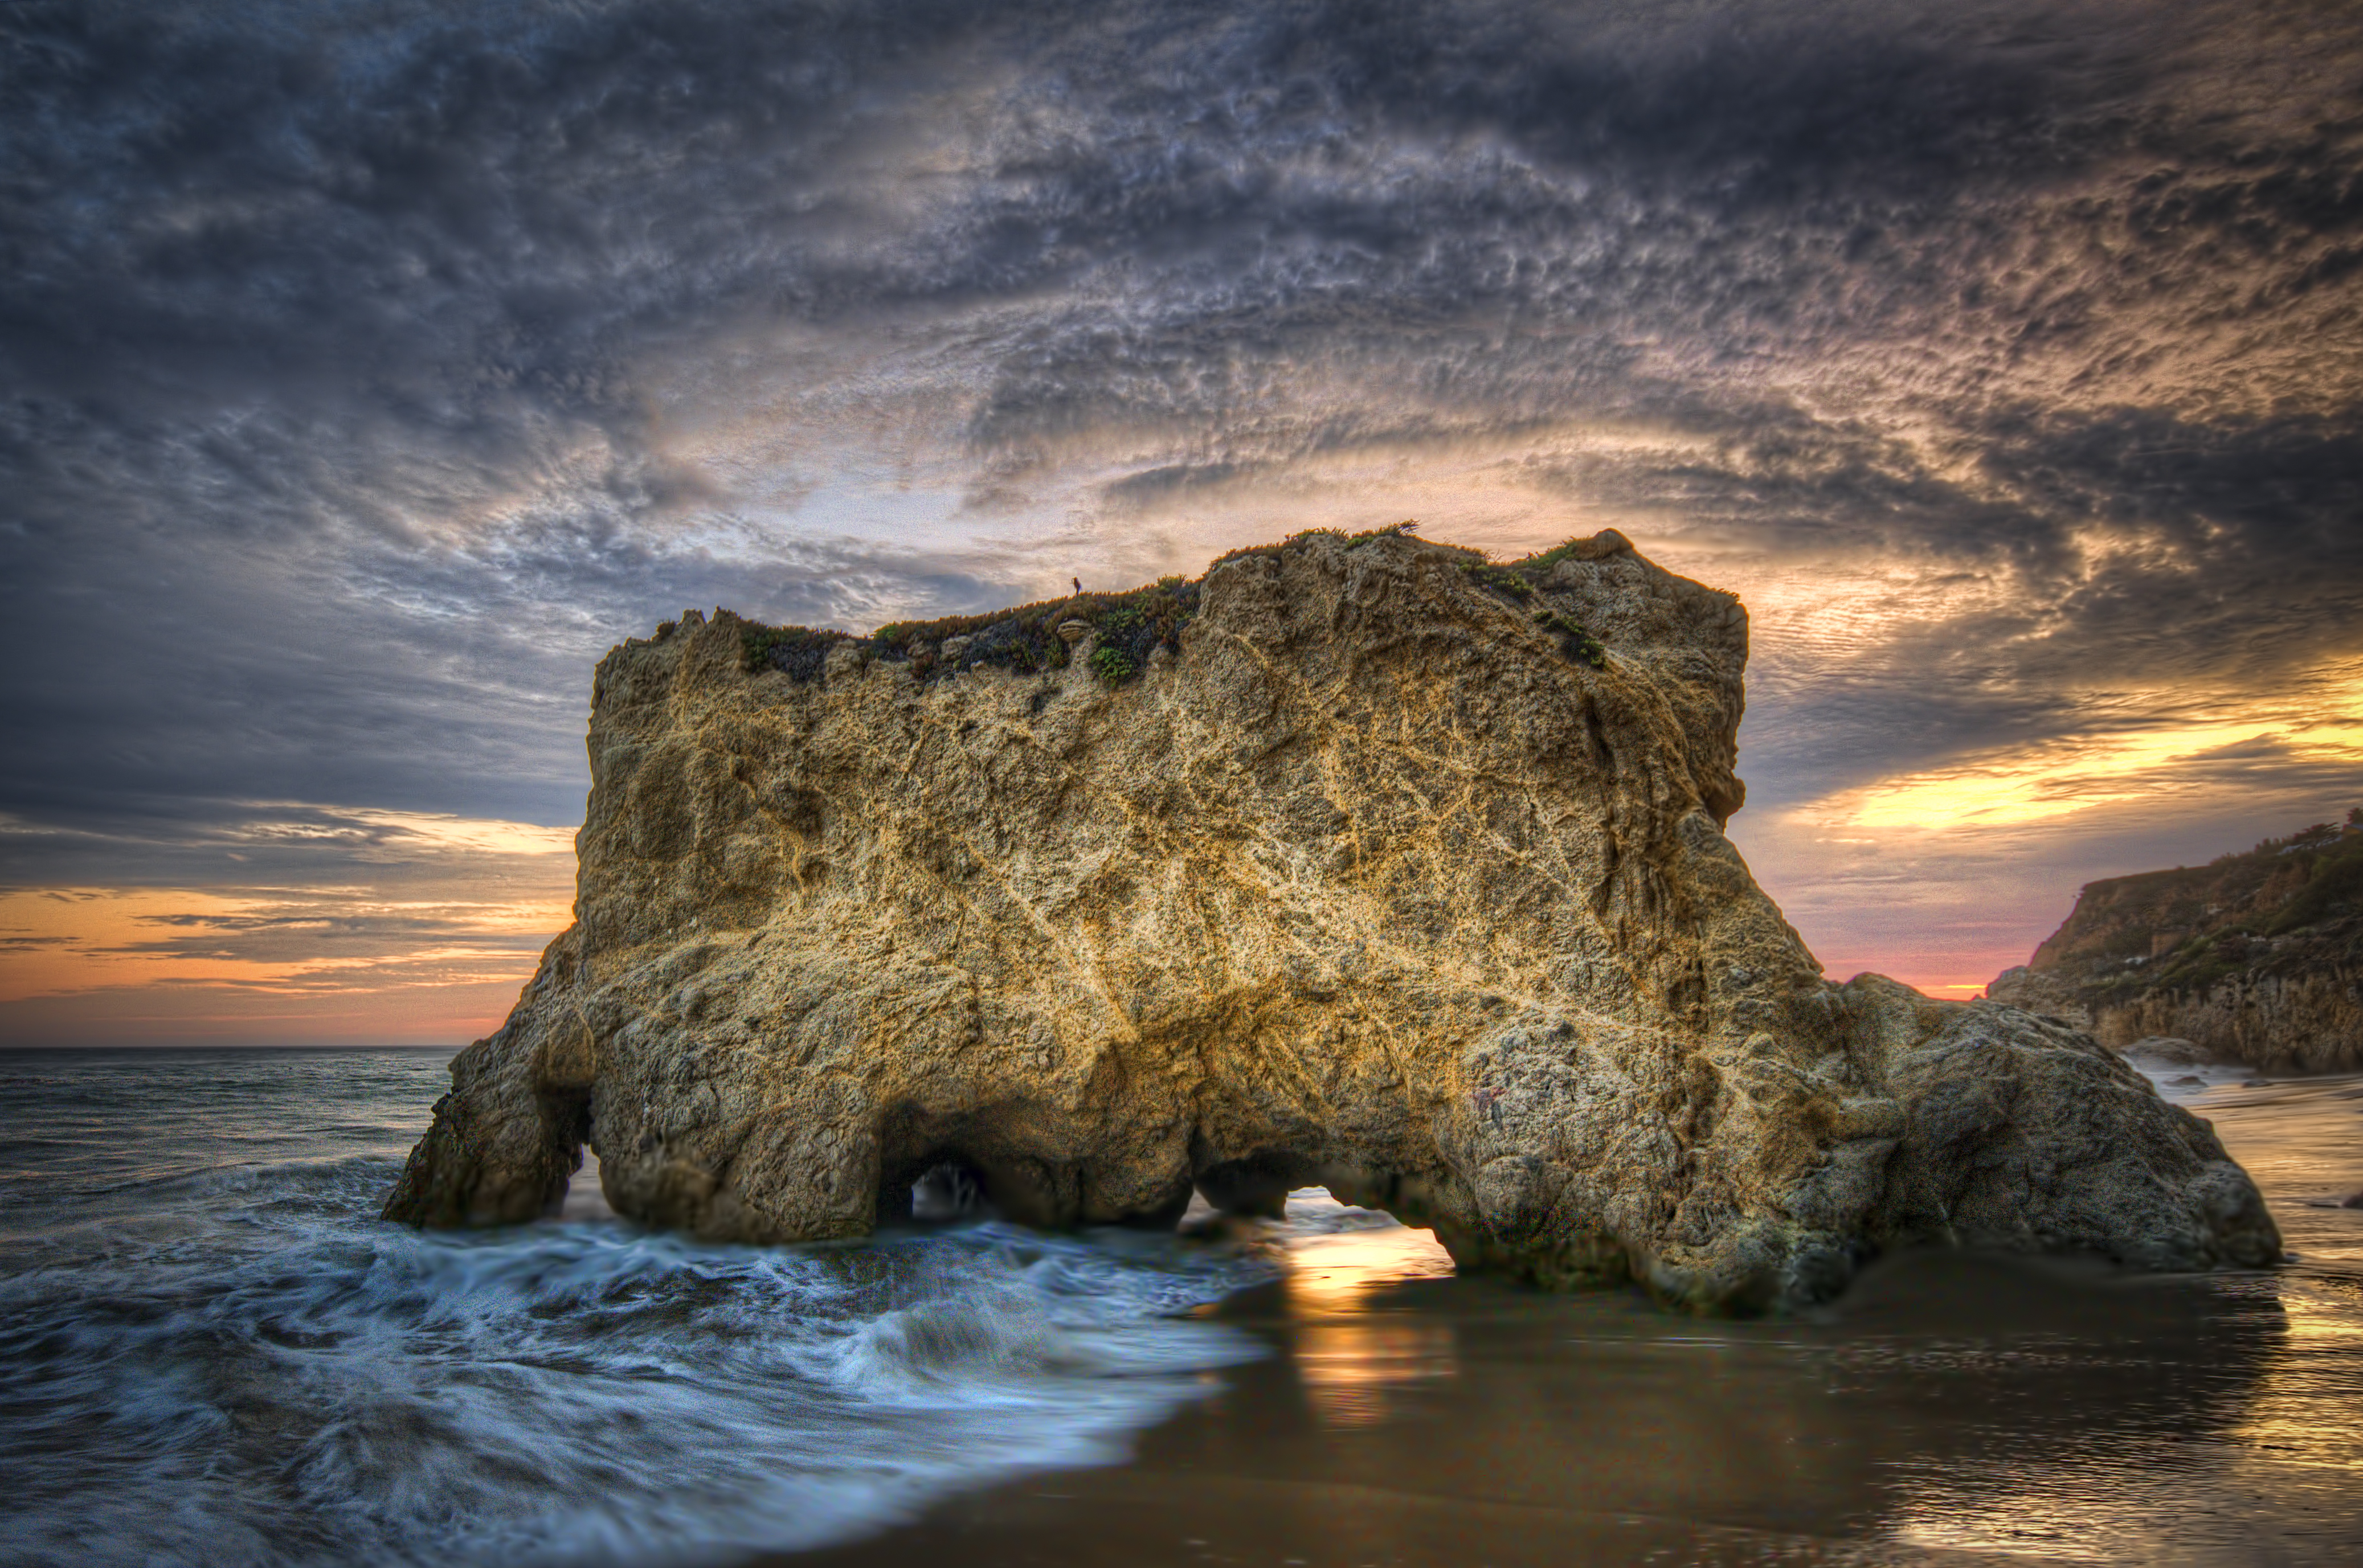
[386, 529, 2278, 1311]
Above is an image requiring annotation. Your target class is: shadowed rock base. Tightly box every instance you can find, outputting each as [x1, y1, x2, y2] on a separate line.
[384, 529, 2279, 1311]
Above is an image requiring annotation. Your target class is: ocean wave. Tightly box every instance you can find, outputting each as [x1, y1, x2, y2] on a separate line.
[0, 1160, 1272, 1567]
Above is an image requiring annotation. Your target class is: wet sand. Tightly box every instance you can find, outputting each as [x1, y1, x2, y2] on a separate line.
[776, 1075, 2363, 1568]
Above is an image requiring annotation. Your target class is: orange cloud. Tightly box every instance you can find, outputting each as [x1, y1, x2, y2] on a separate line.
[0, 806, 575, 1044]
[1815, 657, 2363, 834]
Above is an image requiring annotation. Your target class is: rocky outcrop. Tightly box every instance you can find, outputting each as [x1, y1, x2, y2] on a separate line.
[385, 527, 2279, 1311]
[1989, 819, 2363, 1074]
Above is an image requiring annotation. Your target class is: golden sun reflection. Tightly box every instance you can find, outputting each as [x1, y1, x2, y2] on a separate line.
[1280, 1193, 1460, 1428]
[1883, 1283, 2363, 1563]
[1885, 1270, 2363, 1559]
[2225, 1281, 2363, 1476]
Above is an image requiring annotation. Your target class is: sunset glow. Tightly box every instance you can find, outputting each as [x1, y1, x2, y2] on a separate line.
[0, 806, 574, 1042]
[1825, 661, 2363, 833]
[3, 0, 2358, 1041]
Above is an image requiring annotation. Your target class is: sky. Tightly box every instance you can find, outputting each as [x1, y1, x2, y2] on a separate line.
[2, 0, 2359, 1044]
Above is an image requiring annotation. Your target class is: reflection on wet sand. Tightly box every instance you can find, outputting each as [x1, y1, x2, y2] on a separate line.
[2231, 1276, 2363, 1474]
[2184, 1073, 2363, 1271]
[1879, 1271, 2363, 1563]
[1855, 1070, 2363, 1564]
[780, 1086, 2363, 1568]
[1277, 1195, 1457, 1430]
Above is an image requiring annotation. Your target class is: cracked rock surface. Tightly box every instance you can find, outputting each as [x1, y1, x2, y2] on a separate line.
[384, 529, 2279, 1311]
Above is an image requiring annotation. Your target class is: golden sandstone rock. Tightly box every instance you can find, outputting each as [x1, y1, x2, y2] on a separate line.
[385, 528, 2279, 1311]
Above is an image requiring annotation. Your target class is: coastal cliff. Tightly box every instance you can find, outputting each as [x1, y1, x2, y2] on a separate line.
[1989, 816, 2363, 1072]
[386, 527, 2278, 1311]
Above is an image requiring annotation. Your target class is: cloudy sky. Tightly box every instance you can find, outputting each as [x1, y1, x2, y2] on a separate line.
[3, 0, 2358, 1043]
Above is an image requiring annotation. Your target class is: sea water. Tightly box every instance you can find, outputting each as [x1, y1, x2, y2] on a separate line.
[0, 1049, 1271, 1567]
[5, 1047, 2361, 1568]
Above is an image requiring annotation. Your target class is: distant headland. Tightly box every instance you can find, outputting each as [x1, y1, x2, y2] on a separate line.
[1990, 812, 2363, 1073]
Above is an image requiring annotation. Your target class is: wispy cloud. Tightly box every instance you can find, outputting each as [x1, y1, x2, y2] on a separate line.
[3, 0, 2359, 1034]
[0, 803, 574, 1042]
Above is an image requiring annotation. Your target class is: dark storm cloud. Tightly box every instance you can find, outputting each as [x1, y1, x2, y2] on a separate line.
[2, 0, 2360, 896]
[5, 0, 2307, 489]
[1704, 404, 2363, 804]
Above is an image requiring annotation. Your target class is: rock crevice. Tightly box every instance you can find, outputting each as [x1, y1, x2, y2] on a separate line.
[385, 529, 2278, 1310]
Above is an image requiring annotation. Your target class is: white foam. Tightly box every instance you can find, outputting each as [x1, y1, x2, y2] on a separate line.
[0, 1157, 1270, 1568]
[2121, 1051, 2249, 1104]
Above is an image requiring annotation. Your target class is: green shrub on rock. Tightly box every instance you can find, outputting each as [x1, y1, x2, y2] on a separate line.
[1533, 608, 1608, 669]
[742, 624, 849, 680]
[1089, 645, 1138, 686]
[1460, 561, 1535, 600]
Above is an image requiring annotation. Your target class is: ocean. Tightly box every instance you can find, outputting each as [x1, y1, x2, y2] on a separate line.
[1, 1047, 2358, 1567]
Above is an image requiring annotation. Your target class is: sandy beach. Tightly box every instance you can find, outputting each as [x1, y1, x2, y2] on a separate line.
[783, 1078, 2363, 1568]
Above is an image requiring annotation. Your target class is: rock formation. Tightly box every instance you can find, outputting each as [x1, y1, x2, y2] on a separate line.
[1989, 817, 2363, 1074]
[385, 527, 2280, 1311]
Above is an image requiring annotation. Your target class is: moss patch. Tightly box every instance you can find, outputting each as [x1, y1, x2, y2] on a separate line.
[1533, 608, 1609, 668]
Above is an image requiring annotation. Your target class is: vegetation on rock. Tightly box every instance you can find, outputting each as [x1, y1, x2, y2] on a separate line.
[739, 623, 848, 681]
[1460, 560, 1536, 600]
[1088, 645, 1138, 686]
[736, 520, 1622, 687]
[1533, 607, 1609, 669]
[739, 576, 1200, 687]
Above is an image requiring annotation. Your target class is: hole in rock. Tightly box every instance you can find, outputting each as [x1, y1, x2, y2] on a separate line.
[873, 1135, 1013, 1229]
[909, 1158, 995, 1225]
[537, 1086, 595, 1221]
[1193, 1148, 1317, 1220]
[555, 1145, 616, 1223]
[870, 1103, 1098, 1229]
[1275, 1188, 1460, 1431]
[1277, 1186, 1457, 1305]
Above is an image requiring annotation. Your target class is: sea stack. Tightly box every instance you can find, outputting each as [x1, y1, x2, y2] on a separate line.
[385, 527, 2279, 1311]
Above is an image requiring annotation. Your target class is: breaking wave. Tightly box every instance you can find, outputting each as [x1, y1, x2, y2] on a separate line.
[0, 1055, 1272, 1568]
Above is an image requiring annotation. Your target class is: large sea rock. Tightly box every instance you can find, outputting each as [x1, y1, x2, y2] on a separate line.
[385, 528, 2279, 1311]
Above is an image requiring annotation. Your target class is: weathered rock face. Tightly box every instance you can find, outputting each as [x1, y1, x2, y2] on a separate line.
[386, 529, 2279, 1311]
[1988, 819, 2363, 1074]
